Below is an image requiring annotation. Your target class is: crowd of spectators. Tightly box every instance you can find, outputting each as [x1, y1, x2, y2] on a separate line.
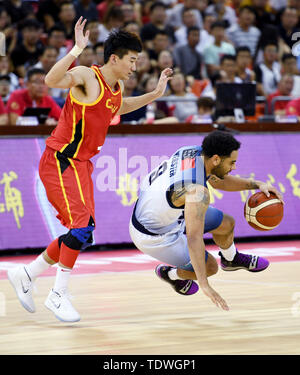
[1, 0, 300, 125]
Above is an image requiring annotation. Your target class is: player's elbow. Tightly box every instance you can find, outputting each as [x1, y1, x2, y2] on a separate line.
[44, 73, 56, 88]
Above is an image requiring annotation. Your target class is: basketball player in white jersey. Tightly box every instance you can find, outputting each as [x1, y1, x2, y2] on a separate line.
[129, 131, 283, 310]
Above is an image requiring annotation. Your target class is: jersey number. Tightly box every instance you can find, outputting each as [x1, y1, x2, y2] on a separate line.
[149, 161, 167, 185]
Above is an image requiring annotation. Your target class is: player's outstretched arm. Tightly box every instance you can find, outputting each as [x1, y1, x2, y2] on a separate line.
[45, 17, 90, 89]
[117, 68, 173, 115]
[185, 184, 229, 311]
[208, 175, 284, 204]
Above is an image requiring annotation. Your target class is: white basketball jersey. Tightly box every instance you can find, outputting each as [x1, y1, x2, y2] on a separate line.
[135, 146, 208, 234]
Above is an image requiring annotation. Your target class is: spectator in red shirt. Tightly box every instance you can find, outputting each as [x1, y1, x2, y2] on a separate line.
[0, 91, 8, 125]
[285, 97, 300, 119]
[267, 74, 294, 115]
[7, 68, 61, 125]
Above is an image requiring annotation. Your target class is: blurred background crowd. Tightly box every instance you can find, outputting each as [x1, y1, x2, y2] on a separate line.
[1, 0, 300, 125]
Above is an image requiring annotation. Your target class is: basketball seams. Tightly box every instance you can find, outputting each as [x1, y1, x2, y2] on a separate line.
[244, 197, 283, 230]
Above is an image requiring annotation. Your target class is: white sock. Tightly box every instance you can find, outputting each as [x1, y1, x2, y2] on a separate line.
[26, 253, 51, 280]
[219, 243, 237, 261]
[53, 266, 71, 293]
[168, 268, 184, 280]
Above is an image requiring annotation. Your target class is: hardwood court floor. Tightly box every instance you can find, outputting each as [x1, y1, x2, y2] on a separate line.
[0, 243, 300, 355]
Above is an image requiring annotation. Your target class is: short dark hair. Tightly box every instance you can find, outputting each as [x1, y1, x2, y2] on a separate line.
[104, 29, 142, 64]
[150, 1, 166, 12]
[211, 21, 226, 30]
[220, 54, 236, 64]
[263, 42, 278, 51]
[187, 26, 200, 35]
[93, 42, 104, 51]
[239, 5, 257, 16]
[48, 25, 67, 37]
[281, 53, 296, 63]
[197, 97, 215, 109]
[202, 130, 241, 158]
[236, 46, 251, 55]
[27, 68, 46, 81]
[20, 18, 41, 31]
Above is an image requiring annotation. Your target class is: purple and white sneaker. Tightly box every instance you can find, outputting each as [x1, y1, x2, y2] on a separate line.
[155, 264, 199, 295]
[219, 251, 269, 272]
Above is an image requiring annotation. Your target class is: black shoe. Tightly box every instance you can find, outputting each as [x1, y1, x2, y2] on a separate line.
[219, 251, 269, 272]
[155, 264, 199, 295]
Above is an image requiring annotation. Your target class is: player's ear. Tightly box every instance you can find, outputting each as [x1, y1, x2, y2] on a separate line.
[212, 155, 221, 166]
[109, 54, 118, 65]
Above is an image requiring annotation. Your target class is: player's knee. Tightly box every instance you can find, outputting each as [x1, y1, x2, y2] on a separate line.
[206, 254, 218, 276]
[222, 214, 235, 234]
[63, 225, 95, 250]
[207, 260, 218, 276]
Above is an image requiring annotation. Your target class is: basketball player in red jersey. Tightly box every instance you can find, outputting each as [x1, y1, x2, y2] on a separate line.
[8, 17, 173, 322]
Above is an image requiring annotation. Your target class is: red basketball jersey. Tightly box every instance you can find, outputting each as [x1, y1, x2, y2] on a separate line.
[46, 65, 122, 161]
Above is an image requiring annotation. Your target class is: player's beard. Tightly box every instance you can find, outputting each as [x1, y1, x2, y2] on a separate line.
[211, 163, 228, 180]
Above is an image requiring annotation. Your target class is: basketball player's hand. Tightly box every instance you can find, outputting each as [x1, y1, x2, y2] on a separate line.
[258, 182, 284, 204]
[154, 68, 173, 97]
[74, 17, 90, 49]
[201, 284, 229, 311]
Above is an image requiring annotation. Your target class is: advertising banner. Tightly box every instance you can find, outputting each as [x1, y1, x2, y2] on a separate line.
[0, 133, 299, 250]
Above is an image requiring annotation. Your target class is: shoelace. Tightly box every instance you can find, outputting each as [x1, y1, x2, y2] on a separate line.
[235, 252, 252, 267]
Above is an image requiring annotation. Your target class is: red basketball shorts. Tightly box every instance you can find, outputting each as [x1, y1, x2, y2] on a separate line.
[39, 146, 95, 229]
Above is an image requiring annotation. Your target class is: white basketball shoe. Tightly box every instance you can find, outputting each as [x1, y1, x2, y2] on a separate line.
[44, 289, 81, 322]
[7, 265, 36, 313]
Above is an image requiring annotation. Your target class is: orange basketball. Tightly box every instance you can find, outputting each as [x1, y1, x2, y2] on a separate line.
[244, 192, 284, 231]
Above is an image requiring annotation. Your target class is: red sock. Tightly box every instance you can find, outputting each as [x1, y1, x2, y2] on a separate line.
[59, 242, 80, 269]
[46, 238, 60, 263]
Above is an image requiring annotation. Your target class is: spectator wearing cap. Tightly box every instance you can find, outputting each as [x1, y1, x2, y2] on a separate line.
[140, 2, 175, 49]
[10, 19, 44, 78]
[7, 68, 61, 126]
[203, 21, 236, 78]
[173, 26, 203, 79]
[226, 6, 261, 56]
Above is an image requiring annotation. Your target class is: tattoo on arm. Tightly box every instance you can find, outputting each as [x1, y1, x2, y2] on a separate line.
[195, 189, 210, 221]
[246, 180, 259, 190]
